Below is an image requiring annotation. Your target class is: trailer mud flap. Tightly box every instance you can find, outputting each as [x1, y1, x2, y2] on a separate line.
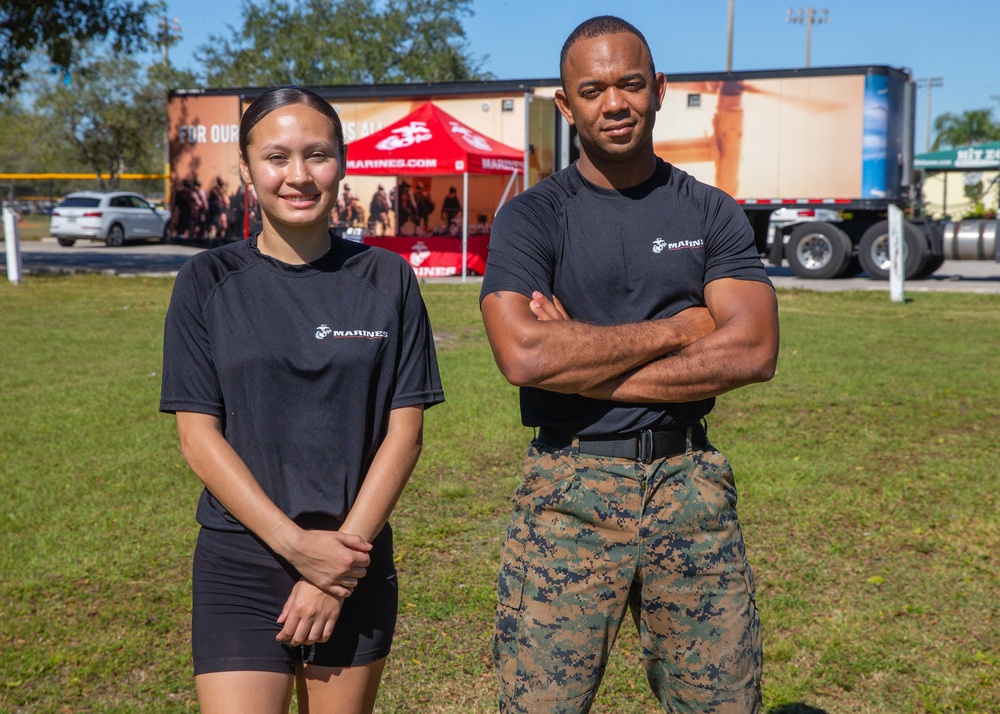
[768, 231, 784, 266]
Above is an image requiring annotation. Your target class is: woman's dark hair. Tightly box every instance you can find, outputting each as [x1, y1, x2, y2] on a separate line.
[238, 86, 346, 161]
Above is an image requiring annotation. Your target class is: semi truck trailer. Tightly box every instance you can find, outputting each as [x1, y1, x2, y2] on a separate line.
[646, 64, 944, 280]
[167, 66, 997, 279]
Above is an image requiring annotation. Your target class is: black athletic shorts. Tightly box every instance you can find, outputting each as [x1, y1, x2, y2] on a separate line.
[191, 525, 398, 675]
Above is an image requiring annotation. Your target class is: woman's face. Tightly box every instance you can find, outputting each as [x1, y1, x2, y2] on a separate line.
[239, 102, 345, 232]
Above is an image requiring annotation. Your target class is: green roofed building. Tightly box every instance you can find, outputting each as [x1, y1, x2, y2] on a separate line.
[915, 141, 999, 219]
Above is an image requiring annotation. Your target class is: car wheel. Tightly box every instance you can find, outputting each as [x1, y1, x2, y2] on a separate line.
[858, 221, 929, 280]
[57, 238, 75, 247]
[786, 222, 852, 279]
[106, 223, 125, 248]
[163, 224, 174, 244]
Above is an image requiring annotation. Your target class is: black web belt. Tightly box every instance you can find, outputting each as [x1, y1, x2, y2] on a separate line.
[535, 422, 707, 464]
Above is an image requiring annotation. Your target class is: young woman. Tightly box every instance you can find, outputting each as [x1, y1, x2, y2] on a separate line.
[160, 87, 444, 714]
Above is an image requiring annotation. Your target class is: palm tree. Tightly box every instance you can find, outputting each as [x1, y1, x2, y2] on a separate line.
[931, 108, 1000, 150]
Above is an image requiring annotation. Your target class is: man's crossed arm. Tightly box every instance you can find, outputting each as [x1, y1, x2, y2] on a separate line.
[480, 278, 778, 403]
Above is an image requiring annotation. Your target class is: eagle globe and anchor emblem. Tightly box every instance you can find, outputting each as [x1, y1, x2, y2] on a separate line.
[409, 241, 431, 267]
[376, 121, 433, 151]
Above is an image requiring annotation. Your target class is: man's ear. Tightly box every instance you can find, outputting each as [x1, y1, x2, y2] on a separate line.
[553, 89, 576, 127]
[654, 72, 667, 111]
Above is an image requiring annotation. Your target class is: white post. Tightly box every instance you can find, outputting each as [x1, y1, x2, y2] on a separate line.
[461, 171, 469, 283]
[888, 204, 905, 303]
[496, 171, 518, 213]
[523, 93, 533, 189]
[3, 206, 23, 285]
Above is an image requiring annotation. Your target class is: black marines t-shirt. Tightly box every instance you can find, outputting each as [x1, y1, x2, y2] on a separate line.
[161, 234, 444, 532]
[480, 159, 771, 436]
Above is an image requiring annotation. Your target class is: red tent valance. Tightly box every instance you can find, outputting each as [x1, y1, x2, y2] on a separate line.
[345, 102, 524, 176]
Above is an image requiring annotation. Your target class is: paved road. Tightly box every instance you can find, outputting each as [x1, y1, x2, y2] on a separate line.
[763, 261, 1000, 294]
[2, 238, 204, 278]
[4, 238, 1000, 293]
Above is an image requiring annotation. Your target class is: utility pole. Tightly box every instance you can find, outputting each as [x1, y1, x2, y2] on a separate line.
[158, 13, 183, 67]
[916, 77, 944, 151]
[156, 6, 183, 213]
[786, 7, 830, 68]
[726, 0, 735, 72]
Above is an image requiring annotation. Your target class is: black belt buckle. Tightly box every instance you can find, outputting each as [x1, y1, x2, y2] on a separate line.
[638, 429, 654, 464]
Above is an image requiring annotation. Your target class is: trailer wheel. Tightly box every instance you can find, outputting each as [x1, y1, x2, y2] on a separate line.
[785, 223, 851, 279]
[858, 221, 929, 280]
[915, 253, 945, 279]
[840, 255, 863, 277]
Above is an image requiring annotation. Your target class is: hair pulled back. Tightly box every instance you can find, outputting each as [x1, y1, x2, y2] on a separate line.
[239, 86, 346, 161]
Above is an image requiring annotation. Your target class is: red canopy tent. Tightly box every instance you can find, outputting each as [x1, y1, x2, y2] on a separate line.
[345, 102, 524, 279]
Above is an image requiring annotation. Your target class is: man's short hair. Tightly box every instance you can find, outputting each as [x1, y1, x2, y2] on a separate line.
[559, 16, 656, 86]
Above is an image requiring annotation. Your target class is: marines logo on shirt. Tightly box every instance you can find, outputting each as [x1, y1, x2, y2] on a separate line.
[315, 324, 388, 340]
[653, 237, 705, 254]
[315, 324, 333, 339]
[668, 239, 705, 251]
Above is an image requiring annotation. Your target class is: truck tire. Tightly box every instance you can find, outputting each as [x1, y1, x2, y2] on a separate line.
[916, 253, 945, 279]
[841, 255, 863, 277]
[858, 221, 928, 280]
[785, 222, 852, 279]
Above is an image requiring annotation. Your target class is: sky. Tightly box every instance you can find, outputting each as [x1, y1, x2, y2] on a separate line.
[154, 0, 1000, 153]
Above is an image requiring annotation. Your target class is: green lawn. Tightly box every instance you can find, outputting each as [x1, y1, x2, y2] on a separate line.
[1, 214, 50, 241]
[1, 277, 997, 713]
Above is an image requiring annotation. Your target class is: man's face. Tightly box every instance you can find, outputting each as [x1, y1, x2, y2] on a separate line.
[555, 32, 665, 166]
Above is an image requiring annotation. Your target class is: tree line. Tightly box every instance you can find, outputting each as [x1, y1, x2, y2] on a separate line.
[3, 0, 1000, 194]
[932, 109, 1000, 151]
[0, 0, 489, 194]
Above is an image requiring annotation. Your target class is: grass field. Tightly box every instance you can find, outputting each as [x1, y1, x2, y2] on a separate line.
[0, 214, 50, 241]
[1, 276, 997, 713]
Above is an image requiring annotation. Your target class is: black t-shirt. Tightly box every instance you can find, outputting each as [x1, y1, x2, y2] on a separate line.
[480, 159, 771, 436]
[161, 234, 444, 532]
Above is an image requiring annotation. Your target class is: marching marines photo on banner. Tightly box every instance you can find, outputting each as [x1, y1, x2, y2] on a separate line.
[166, 90, 549, 261]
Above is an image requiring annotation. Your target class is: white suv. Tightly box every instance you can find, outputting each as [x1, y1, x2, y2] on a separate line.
[50, 191, 170, 247]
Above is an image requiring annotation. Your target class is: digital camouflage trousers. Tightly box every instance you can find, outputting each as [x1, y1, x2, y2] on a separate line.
[493, 438, 762, 714]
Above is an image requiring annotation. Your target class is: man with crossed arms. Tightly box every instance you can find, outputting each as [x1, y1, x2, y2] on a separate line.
[480, 15, 779, 714]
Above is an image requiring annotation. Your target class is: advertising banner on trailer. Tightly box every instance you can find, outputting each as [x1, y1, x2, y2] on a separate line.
[166, 87, 557, 243]
[652, 69, 906, 203]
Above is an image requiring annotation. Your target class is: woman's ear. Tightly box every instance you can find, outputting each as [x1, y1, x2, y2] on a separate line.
[238, 154, 252, 185]
[339, 144, 348, 181]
